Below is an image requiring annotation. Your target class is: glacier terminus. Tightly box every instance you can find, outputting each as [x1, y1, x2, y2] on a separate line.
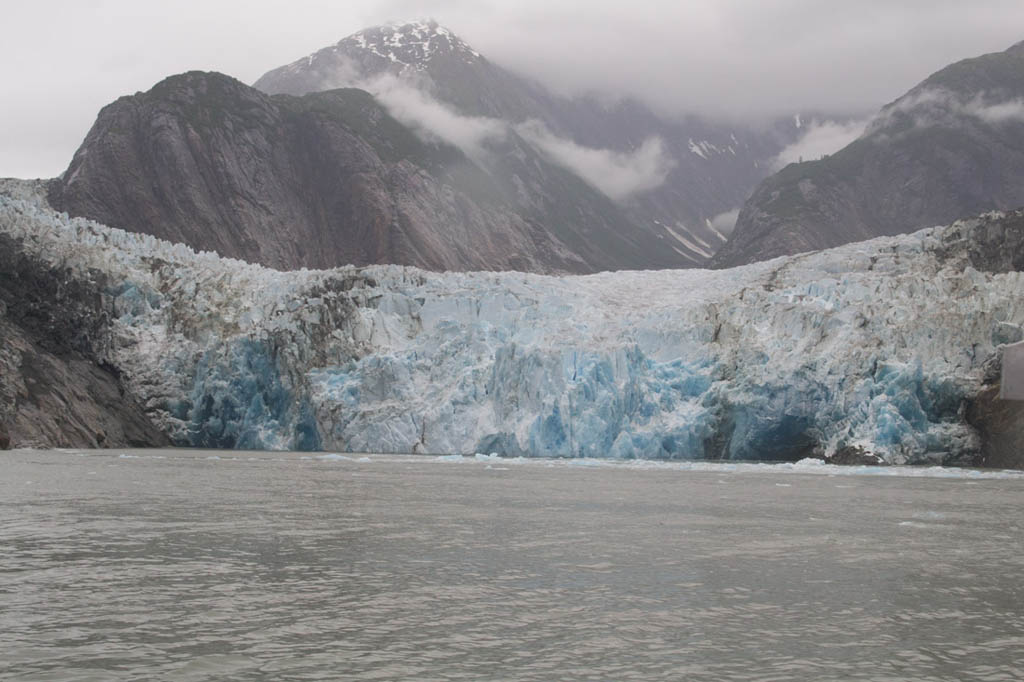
[2, 180, 1023, 464]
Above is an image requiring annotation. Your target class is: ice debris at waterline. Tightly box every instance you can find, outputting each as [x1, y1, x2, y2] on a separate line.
[2, 183, 1024, 463]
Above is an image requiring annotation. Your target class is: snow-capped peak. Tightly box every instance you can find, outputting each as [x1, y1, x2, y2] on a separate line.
[338, 20, 481, 67]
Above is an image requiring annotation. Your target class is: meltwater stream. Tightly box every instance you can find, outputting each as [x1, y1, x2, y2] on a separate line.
[2, 450, 1023, 681]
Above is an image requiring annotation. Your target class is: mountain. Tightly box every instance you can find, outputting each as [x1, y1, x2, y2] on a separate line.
[7, 180, 1024, 466]
[713, 40, 1024, 268]
[48, 70, 673, 273]
[254, 21, 822, 265]
[0, 180, 168, 449]
[47, 21, 824, 274]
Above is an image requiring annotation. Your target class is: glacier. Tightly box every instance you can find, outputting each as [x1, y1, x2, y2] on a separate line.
[2, 180, 1023, 463]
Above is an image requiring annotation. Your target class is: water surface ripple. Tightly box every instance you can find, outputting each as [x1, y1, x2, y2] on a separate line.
[2, 450, 1023, 681]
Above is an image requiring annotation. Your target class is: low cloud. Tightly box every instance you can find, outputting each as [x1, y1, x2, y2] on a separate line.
[351, 73, 675, 201]
[515, 120, 675, 201]
[965, 95, 1024, 123]
[316, 58, 362, 91]
[772, 119, 868, 169]
[709, 208, 741, 237]
[7, 1, 1024, 178]
[871, 87, 1024, 132]
[356, 74, 507, 161]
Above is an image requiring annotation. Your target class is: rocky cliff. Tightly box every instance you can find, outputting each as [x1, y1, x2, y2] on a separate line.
[0, 180, 168, 449]
[713, 40, 1024, 268]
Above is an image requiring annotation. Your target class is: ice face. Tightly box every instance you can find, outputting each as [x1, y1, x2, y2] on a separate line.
[2, 184, 1022, 462]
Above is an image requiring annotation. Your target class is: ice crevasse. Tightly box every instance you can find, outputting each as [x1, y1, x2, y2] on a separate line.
[2, 183, 1023, 463]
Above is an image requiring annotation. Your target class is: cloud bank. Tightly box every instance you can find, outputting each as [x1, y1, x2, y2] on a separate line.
[965, 95, 1024, 124]
[352, 73, 674, 200]
[515, 121, 676, 201]
[415, 0, 1024, 121]
[708, 208, 740, 237]
[4, 1, 1024, 177]
[872, 88, 1024, 132]
[772, 119, 869, 169]
[360, 74, 506, 161]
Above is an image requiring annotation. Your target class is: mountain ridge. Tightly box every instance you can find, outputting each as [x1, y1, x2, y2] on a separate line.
[713, 39, 1024, 268]
[49, 22, 844, 273]
[50, 70, 675, 273]
[253, 21, 827, 262]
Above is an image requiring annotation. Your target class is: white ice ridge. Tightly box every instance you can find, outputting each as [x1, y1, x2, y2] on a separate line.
[2, 184, 1023, 462]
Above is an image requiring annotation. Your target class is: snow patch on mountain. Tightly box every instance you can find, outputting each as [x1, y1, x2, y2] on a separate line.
[341, 21, 481, 68]
[662, 223, 713, 258]
[687, 138, 735, 161]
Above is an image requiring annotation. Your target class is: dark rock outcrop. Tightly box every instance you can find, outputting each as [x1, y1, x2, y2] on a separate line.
[966, 346, 1024, 470]
[934, 218, 1024, 470]
[924, 208, 1024, 275]
[966, 384, 1024, 469]
[0, 229, 167, 449]
[826, 445, 885, 466]
[713, 40, 1024, 268]
[0, 322, 168, 448]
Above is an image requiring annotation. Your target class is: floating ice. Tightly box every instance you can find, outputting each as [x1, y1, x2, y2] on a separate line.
[474, 453, 501, 462]
[316, 453, 354, 462]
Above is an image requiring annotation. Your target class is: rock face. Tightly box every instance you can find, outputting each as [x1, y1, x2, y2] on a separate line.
[8, 181, 1024, 466]
[713, 40, 1024, 268]
[0, 320, 168, 449]
[0, 182, 168, 449]
[966, 385, 1024, 469]
[825, 446, 885, 466]
[965, 321, 1024, 469]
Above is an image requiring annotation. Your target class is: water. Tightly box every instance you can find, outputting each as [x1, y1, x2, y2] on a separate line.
[2, 449, 1023, 681]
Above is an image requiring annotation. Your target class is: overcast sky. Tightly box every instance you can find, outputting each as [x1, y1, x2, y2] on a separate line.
[3, 0, 1024, 178]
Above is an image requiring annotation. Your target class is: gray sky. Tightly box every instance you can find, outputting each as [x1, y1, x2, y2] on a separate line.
[3, 0, 1024, 178]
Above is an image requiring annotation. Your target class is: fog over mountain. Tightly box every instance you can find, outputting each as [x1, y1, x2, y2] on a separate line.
[51, 22, 803, 272]
[4, 1, 1024, 178]
[713, 39, 1024, 268]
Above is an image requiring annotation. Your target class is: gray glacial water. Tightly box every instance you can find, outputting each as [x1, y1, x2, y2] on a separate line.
[2, 449, 1023, 681]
